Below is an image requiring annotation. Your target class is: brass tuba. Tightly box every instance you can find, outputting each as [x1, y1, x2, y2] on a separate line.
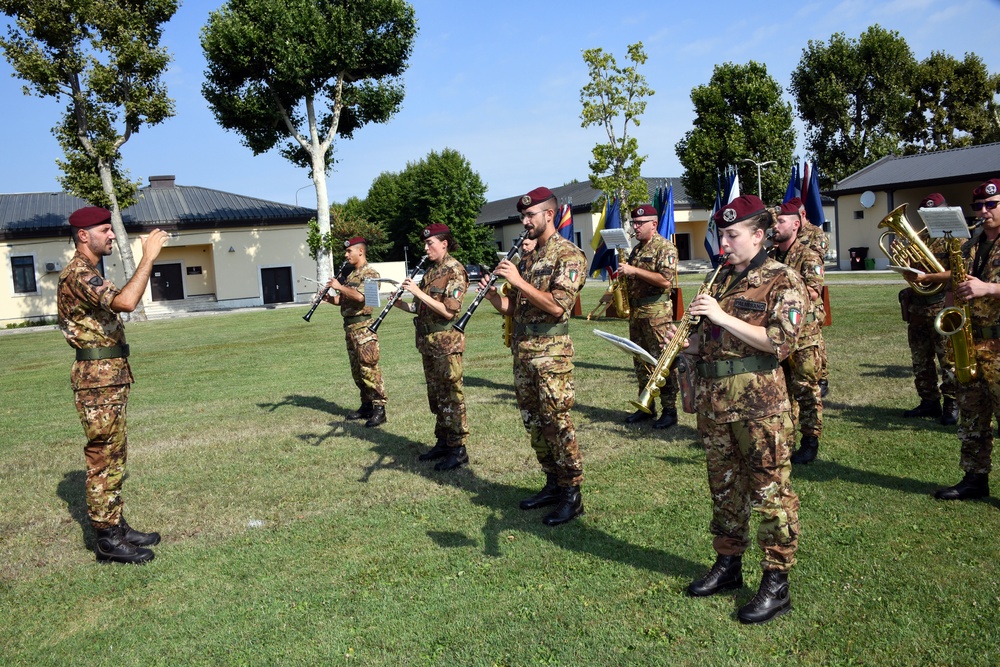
[934, 236, 979, 384]
[877, 203, 945, 296]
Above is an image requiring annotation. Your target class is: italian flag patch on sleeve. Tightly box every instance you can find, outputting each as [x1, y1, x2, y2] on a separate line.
[789, 308, 802, 326]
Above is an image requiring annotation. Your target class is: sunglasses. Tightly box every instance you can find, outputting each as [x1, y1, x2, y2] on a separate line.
[971, 200, 1000, 211]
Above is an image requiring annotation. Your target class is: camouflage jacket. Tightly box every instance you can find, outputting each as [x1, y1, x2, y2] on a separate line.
[512, 233, 586, 356]
[57, 251, 134, 390]
[415, 254, 468, 356]
[341, 262, 378, 329]
[693, 251, 806, 423]
[797, 222, 828, 258]
[626, 232, 677, 319]
[903, 238, 950, 318]
[960, 229, 1000, 328]
[768, 237, 824, 345]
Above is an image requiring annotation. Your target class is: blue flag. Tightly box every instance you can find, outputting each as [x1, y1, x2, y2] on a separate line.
[658, 184, 675, 239]
[589, 196, 621, 278]
[803, 161, 825, 230]
[783, 163, 800, 203]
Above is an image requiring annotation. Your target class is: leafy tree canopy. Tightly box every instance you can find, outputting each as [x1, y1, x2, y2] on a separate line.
[676, 61, 795, 207]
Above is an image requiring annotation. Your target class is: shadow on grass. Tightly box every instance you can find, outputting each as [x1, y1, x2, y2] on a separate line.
[56, 470, 94, 550]
[259, 394, 349, 418]
[858, 362, 913, 380]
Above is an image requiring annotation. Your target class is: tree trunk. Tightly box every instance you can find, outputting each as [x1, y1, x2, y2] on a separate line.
[312, 151, 332, 285]
[97, 158, 145, 321]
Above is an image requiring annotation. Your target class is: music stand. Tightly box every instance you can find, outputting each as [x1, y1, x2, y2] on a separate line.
[918, 206, 971, 240]
[600, 227, 631, 250]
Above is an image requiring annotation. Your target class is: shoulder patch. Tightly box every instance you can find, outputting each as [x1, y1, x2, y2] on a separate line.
[789, 308, 802, 326]
[88, 275, 104, 287]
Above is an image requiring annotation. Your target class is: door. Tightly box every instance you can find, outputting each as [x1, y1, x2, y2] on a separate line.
[151, 263, 184, 301]
[675, 233, 691, 261]
[261, 266, 294, 304]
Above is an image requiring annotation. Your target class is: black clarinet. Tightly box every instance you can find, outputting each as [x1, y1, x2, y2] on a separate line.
[302, 261, 352, 322]
[453, 230, 529, 333]
[367, 255, 428, 333]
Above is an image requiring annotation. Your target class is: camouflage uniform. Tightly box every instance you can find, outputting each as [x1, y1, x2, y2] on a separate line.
[797, 221, 829, 383]
[341, 263, 386, 407]
[626, 232, 678, 412]
[902, 239, 956, 403]
[769, 238, 824, 439]
[57, 251, 135, 530]
[952, 231, 1000, 474]
[511, 234, 587, 487]
[414, 254, 469, 447]
[692, 251, 805, 572]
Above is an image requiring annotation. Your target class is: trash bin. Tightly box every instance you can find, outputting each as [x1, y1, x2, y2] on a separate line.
[864, 258, 876, 270]
[848, 246, 869, 271]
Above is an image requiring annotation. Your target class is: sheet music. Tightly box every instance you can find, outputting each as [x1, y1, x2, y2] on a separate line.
[888, 265, 925, 278]
[600, 227, 632, 250]
[918, 206, 972, 239]
[364, 280, 382, 309]
[592, 329, 658, 366]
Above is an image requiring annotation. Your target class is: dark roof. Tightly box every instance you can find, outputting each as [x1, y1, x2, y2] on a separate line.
[477, 177, 695, 225]
[830, 142, 1000, 195]
[0, 176, 317, 239]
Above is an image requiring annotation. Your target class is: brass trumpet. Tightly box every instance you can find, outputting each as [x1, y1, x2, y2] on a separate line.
[877, 203, 945, 296]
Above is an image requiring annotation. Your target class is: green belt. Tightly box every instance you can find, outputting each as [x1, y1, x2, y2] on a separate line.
[696, 354, 778, 379]
[514, 321, 569, 337]
[343, 315, 372, 327]
[415, 319, 453, 335]
[75, 344, 129, 361]
[973, 325, 1000, 340]
[633, 293, 671, 306]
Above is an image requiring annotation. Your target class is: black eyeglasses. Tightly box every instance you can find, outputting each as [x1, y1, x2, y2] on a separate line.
[971, 200, 1000, 211]
[519, 210, 547, 221]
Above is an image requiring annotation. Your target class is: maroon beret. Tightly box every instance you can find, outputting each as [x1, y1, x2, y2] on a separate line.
[422, 223, 450, 238]
[972, 179, 1000, 200]
[68, 206, 112, 228]
[919, 193, 946, 208]
[343, 236, 366, 248]
[516, 186, 556, 212]
[714, 195, 767, 228]
[777, 201, 800, 216]
[630, 204, 657, 219]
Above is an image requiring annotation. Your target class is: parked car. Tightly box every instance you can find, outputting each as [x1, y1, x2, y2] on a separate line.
[465, 264, 483, 282]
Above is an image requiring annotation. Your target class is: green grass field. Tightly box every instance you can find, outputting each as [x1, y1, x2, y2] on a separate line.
[1, 277, 997, 666]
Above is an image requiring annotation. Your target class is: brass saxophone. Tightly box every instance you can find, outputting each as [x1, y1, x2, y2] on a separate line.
[586, 248, 631, 320]
[499, 282, 514, 348]
[934, 236, 979, 384]
[630, 257, 728, 414]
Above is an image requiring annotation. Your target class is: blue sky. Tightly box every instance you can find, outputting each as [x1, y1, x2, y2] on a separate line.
[1, 0, 998, 207]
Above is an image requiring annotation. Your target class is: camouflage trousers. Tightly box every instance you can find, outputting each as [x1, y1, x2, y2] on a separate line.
[908, 312, 956, 401]
[697, 411, 800, 572]
[513, 353, 583, 486]
[954, 338, 1000, 474]
[74, 384, 130, 530]
[630, 315, 678, 413]
[782, 342, 823, 438]
[422, 353, 469, 447]
[818, 334, 828, 382]
[345, 325, 386, 406]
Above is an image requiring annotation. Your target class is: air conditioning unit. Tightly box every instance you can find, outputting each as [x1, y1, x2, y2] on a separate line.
[44, 261, 62, 273]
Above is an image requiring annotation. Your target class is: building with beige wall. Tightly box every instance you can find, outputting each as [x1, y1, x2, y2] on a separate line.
[827, 143, 1000, 271]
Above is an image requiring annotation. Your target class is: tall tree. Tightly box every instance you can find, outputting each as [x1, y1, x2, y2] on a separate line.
[789, 25, 915, 187]
[901, 51, 1000, 154]
[306, 197, 390, 263]
[0, 0, 177, 318]
[364, 148, 493, 267]
[201, 0, 417, 284]
[580, 42, 654, 213]
[676, 61, 795, 207]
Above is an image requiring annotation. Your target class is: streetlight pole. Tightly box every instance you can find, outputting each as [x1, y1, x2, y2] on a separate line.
[295, 183, 316, 206]
[742, 158, 776, 199]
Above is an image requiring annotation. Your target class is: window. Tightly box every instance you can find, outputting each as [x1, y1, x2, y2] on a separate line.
[854, 210, 865, 220]
[11, 256, 37, 294]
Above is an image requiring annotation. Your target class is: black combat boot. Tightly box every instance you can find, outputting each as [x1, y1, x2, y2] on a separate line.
[94, 525, 155, 564]
[364, 405, 386, 428]
[790, 435, 819, 464]
[434, 446, 468, 471]
[818, 379, 829, 398]
[419, 438, 450, 461]
[519, 473, 560, 510]
[737, 570, 792, 624]
[346, 402, 374, 420]
[940, 398, 959, 426]
[687, 554, 743, 597]
[653, 409, 678, 430]
[625, 408, 655, 424]
[120, 517, 161, 547]
[903, 398, 941, 419]
[542, 485, 584, 526]
[934, 472, 990, 500]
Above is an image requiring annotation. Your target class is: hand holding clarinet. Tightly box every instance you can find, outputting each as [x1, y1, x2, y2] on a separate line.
[453, 230, 529, 333]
